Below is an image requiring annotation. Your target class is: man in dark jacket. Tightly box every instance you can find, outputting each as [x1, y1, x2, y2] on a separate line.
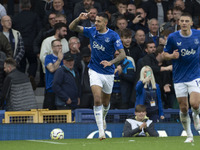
[12, 0, 42, 90]
[52, 52, 81, 110]
[0, 58, 37, 111]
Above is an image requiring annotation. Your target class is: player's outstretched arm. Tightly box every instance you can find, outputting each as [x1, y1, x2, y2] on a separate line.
[69, 12, 89, 33]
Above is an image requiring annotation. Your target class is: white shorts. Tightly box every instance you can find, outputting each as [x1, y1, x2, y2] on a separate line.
[88, 69, 114, 94]
[174, 78, 200, 97]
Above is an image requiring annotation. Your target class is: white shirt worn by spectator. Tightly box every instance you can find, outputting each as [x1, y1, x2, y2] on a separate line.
[40, 36, 69, 73]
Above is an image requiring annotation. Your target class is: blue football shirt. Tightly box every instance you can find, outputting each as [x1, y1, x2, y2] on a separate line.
[83, 27, 124, 74]
[164, 29, 200, 83]
[45, 54, 63, 92]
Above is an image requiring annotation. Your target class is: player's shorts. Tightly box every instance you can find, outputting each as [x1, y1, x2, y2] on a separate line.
[174, 78, 200, 97]
[88, 69, 114, 94]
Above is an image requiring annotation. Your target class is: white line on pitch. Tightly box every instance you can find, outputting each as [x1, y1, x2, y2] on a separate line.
[27, 140, 68, 145]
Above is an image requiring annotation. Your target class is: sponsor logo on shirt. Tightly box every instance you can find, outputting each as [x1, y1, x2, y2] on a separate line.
[181, 49, 196, 56]
[93, 41, 105, 51]
[194, 39, 199, 45]
[177, 42, 182, 46]
[116, 39, 122, 47]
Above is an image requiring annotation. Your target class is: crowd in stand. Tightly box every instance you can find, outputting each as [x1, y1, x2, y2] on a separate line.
[0, 0, 199, 114]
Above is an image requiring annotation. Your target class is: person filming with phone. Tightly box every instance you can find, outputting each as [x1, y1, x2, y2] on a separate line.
[129, 7, 149, 34]
[135, 65, 165, 122]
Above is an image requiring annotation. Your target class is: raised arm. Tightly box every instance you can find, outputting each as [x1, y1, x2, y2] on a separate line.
[69, 12, 90, 33]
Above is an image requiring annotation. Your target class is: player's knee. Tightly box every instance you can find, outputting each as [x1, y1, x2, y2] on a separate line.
[179, 105, 188, 113]
[94, 95, 101, 106]
[190, 103, 199, 110]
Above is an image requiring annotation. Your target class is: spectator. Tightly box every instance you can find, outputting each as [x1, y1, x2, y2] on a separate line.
[123, 104, 159, 137]
[131, 29, 146, 66]
[135, 66, 165, 122]
[78, 7, 98, 48]
[129, 7, 149, 34]
[123, 3, 136, 24]
[146, 18, 160, 46]
[115, 16, 135, 38]
[0, 32, 12, 57]
[110, 1, 128, 29]
[52, 52, 81, 110]
[137, 45, 175, 108]
[34, 0, 53, 26]
[1, 15, 25, 66]
[160, 8, 174, 34]
[0, 32, 12, 93]
[33, 12, 56, 56]
[0, 58, 37, 111]
[54, 13, 76, 40]
[68, 36, 82, 76]
[120, 28, 136, 66]
[46, 0, 72, 26]
[73, 0, 102, 18]
[174, 0, 192, 15]
[12, 0, 42, 90]
[127, 3, 136, 15]
[79, 47, 93, 108]
[0, 3, 6, 19]
[136, 41, 156, 80]
[110, 50, 135, 109]
[190, 0, 200, 27]
[44, 39, 63, 110]
[33, 12, 56, 87]
[142, 0, 170, 25]
[40, 22, 69, 73]
[167, 6, 183, 32]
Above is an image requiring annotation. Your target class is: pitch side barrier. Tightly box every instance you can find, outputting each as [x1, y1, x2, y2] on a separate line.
[74, 108, 192, 123]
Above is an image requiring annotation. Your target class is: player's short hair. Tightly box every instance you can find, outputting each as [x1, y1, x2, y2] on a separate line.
[180, 12, 192, 20]
[4, 58, 17, 68]
[97, 12, 109, 21]
[120, 28, 132, 38]
[135, 105, 146, 112]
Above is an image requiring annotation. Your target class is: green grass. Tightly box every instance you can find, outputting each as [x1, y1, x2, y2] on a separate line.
[1, 136, 199, 150]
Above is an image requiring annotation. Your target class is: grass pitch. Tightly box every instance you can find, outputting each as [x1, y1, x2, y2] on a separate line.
[1, 136, 199, 150]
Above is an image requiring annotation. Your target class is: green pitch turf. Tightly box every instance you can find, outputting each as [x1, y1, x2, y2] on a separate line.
[1, 136, 199, 150]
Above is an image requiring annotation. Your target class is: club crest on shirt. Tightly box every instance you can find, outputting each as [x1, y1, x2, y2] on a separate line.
[194, 39, 199, 45]
[105, 37, 110, 43]
[177, 42, 182, 46]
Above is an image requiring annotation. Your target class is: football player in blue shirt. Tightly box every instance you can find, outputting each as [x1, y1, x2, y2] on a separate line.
[69, 12, 126, 140]
[164, 13, 200, 143]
